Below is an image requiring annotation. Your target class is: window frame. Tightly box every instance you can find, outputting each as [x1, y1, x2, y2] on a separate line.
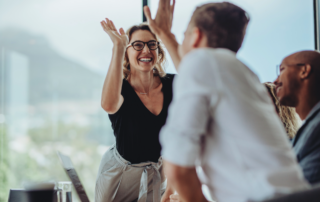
[314, 0, 319, 50]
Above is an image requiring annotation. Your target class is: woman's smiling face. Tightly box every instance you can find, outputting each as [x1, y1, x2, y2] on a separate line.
[127, 30, 159, 73]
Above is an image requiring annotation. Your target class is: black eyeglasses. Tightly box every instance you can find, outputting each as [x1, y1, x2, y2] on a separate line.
[276, 63, 306, 76]
[126, 40, 160, 51]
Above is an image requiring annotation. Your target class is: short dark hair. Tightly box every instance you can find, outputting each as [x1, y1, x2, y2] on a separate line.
[190, 2, 249, 52]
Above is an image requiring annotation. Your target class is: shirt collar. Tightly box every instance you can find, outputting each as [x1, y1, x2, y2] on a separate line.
[304, 101, 320, 122]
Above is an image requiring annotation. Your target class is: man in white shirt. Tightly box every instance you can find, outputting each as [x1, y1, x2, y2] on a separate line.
[144, 1, 309, 202]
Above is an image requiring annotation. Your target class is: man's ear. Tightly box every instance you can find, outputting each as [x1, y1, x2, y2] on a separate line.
[300, 64, 312, 79]
[190, 27, 203, 48]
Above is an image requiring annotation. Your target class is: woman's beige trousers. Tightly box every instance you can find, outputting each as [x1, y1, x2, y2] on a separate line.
[95, 145, 166, 202]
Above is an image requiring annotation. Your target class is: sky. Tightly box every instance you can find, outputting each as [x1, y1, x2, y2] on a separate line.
[0, 0, 315, 82]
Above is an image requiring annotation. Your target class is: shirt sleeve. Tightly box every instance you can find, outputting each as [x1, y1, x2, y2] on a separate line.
[159, 49, 219, 167]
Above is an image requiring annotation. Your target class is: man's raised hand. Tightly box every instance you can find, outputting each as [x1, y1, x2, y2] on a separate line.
[143, 0, 175, 37]
[144, 0, 181, 69]
[100, 18, 128, 48]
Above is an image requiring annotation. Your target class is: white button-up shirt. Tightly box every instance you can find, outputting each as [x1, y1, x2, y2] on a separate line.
[160, 48, 309, 202]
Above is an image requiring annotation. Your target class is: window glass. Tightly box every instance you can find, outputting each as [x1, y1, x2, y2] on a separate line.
[0, 0, 141, 201]
[0, 0, 314, 201]
[150, 0, 314, 82]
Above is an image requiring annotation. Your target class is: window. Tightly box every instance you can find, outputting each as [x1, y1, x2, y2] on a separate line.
[0, 0, 141, 201]
[0, 0, 315, 201]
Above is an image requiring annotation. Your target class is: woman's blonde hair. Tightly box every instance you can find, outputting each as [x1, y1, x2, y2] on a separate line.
[264, 82, 301, 139]
[123, 23, 166, 79]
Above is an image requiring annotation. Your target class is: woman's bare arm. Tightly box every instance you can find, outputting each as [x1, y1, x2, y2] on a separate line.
[100, 18, 128, 114]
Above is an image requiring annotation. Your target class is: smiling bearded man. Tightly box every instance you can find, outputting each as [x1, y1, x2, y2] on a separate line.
[275, 50, 320, 185]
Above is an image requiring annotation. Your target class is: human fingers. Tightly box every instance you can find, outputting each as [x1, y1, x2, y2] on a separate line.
[170, 0, 175, 15]
[144, 5, 157, 32]
[105, 18, 115, 32]
[169, 194, 179, 200]
[161, 198, 170, 202]
[119, 28, 125, 35]
[101, 21, 110, 31]
[170, 197, 179, 202]
[170, 198, 179, 201]
[100, 21, 105, 29]
[110, 20, 117, 31]
[105, 18, 113, 30]
[166, 0, 171, 10]
[144, 6, 153, 22]
[144, 6, 159, 34]
[158, 0, 170, 10]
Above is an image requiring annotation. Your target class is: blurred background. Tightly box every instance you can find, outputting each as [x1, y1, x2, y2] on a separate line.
[0, 0, 314, 201]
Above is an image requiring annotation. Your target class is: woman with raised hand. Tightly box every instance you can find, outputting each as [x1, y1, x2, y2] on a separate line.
[95, 18, 175, 202]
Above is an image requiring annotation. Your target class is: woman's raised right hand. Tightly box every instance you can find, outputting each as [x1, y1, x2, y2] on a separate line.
[100, 18, 128, 48]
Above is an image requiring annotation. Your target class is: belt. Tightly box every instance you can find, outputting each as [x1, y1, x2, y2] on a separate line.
[138, 163, 162, 202]
[112, 145, 163, 202]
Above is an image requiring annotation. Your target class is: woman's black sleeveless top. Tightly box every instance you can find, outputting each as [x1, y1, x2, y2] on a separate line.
[108, 74, 175, 164]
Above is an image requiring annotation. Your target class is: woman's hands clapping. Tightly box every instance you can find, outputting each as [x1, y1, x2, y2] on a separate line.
[100, 18, 128, 49]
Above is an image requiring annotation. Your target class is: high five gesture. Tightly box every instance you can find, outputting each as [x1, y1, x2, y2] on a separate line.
[100, 18, 128, 48]
[100, 18, 126, 114]
[143, 0, 181, 70]
[143, 0, 175, 37]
